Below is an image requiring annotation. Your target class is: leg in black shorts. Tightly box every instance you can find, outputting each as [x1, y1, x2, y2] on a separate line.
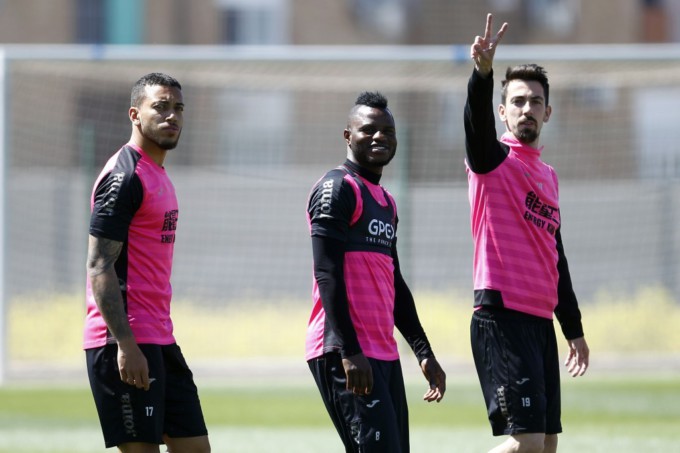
[86, 343, 208, 448]
[470, 308, 562, 436]
[308, 353, 409, 453]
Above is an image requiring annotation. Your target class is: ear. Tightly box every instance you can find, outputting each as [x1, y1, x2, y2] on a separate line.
[129, 107, 141, 126]
[343, 128, 351, 145]
[544, 105, 552, 123]
[498, 103, 507, 122]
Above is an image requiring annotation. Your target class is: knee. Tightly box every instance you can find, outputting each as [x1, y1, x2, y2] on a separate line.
[164, 439, 211, 453]
[543, 434, 558, 452]
[514, 433, 546, 453]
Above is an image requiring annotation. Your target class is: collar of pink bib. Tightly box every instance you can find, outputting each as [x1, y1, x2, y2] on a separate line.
[500, 132, 543, 160]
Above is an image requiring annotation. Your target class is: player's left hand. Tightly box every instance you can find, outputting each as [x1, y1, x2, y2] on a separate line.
[565, 336, 590, 377]
[471, 13, 509, 76]
[420, 357, 446, 402]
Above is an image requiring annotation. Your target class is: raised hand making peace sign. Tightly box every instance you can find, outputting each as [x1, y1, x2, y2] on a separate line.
[470, 13, 508, 77]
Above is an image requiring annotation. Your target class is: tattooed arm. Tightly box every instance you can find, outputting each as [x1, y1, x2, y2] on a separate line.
[87, 235, 131, 340]
[87, 235, 150, 390]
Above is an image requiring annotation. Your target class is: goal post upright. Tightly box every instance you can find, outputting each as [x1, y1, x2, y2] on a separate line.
[0, 49, 7, 385]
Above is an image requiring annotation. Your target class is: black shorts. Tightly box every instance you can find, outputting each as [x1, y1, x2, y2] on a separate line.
[470, 308, 562, 436]
[308, 353, 409, 453]
[85, 343, 208, 448]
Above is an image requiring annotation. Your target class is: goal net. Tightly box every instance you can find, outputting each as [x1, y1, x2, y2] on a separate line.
[1, 45, 679, 383]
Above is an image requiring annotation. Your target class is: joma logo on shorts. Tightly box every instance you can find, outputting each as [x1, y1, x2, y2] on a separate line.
[121, 393, 137, 437]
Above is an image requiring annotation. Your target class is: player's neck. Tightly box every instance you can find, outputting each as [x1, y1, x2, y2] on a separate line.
[144, 148, 167, 167]
[130, 136, 167, 167]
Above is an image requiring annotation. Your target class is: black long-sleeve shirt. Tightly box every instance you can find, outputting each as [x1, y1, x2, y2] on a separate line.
[305, 160, 435, 361]
[464, 69, 584, 340]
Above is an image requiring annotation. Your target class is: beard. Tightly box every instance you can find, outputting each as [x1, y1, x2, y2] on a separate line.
[516, 128, 538, 145]
[143, 124, 181, 150]
[514, 119, 539, 145]
[154, 137, 180, 150]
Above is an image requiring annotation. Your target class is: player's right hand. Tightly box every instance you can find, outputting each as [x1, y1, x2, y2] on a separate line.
[343, 353, 373, 396]
[117, 338, 151, 391]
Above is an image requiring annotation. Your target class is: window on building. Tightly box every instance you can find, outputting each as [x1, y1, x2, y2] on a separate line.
[76, 0, 105, 44]
[215, 0, 289, 44]
[525, 0, 577, 38]
[351, 0, 414, 40]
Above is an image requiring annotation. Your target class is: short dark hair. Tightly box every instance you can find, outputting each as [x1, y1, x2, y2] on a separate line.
[130, 72, 182, 107]
[501, 64, 549, 106]
[355, 91, 388, 109]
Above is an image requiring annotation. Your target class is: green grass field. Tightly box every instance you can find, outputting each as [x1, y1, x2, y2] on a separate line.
[3, 288, 680, 451]
[1, 374, 678, 452]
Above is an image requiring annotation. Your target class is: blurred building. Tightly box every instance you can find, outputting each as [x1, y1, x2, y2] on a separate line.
[0, 0, 678, 45]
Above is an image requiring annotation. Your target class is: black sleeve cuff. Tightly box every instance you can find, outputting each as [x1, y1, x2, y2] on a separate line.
[404, 334, 435, 363]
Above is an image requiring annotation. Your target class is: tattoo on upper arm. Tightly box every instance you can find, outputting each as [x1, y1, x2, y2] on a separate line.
[87, 236, 123, 276]
[87, 236, 132, 339]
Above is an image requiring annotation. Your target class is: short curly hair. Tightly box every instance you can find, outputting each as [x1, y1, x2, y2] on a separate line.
[130, 72, 182, 107]
[355, 91, 388, 109]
